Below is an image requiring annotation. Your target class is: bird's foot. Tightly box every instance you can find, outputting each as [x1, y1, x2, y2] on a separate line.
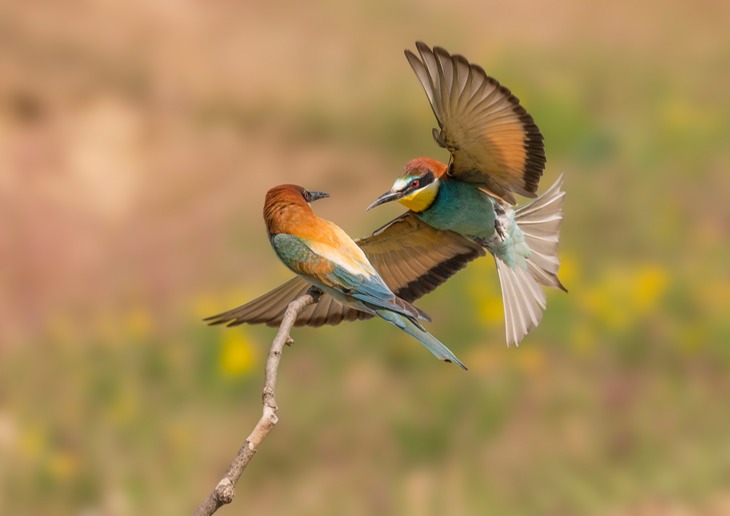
[306, 286, 324, 302]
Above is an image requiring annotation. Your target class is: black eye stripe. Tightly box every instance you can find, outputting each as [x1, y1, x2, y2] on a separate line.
[401, 170, 436, 192]
[413, 171, 435, 189]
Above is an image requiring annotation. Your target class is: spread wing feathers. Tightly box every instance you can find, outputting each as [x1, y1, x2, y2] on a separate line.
[205, 213, 485, 329]
[356, 212, 486, 302]
[204, 276, 374, 328]
[405, 41, 545, 204]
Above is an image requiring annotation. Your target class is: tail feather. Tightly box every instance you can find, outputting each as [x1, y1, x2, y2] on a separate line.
[496, 174, 565, 346]
[496, 259, 546, 346]
[392, 296, 432, 325]
[376, 310, 467, 370]
[515, 174, 566, 292]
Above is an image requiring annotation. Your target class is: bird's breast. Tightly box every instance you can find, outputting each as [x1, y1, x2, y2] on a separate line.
[418, 180, 499, 239]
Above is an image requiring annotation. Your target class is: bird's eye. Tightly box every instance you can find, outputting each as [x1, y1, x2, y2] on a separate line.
[409, 179, 420, 189]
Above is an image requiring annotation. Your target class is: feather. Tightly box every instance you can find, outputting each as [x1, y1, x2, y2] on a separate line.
[405, 42, 545, 204]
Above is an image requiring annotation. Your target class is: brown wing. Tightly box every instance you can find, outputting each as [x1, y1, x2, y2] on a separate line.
[205, 213, 485, 328]
[204, 276, 374, 328]
[356, 212, 485, 302]
[405, 41, 545, 204]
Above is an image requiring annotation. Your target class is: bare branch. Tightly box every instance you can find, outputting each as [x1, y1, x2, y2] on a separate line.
[194, 289, 320, 516]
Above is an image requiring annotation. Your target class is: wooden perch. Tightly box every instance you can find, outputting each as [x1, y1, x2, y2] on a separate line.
[194, 289, 320, 515]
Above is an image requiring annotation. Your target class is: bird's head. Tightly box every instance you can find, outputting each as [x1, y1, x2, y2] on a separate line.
[264, 184, 330, 235]
[367, 158, 446, 213]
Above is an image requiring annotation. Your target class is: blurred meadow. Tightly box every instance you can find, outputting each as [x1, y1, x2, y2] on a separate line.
[2, 0, 730, 514]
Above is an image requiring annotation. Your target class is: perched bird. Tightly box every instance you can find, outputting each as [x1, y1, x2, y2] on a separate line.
[367, 42, 566, 345]
[210, 184, 467, 368]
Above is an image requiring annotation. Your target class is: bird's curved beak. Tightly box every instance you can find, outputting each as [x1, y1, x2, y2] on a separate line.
[304, 191, 330, 203]
[366, 190, 403, 211]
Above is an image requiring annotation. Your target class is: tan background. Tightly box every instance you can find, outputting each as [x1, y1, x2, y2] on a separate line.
[1, 0, 729, 514]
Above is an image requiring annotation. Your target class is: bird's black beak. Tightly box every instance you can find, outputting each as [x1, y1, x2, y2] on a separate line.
[304, 190, 330, 203]
[366, 190, 404, 211]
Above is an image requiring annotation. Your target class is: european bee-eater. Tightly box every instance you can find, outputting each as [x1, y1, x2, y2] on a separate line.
[210, 184, 467, 368]
[367, 42, 566, 346]
[207, 204, 483, 332]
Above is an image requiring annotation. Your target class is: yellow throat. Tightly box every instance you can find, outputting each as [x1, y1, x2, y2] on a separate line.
[397, 180, 439, 212]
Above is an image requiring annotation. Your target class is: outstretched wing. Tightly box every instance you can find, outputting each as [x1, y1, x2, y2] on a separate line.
[357, 212, 485, 302]
[405, 41, 545, 204]
[204, 276, 374, 328]
[205, 213, 484, 328]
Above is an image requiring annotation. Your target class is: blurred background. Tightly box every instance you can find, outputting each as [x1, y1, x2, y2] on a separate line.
[1, 0, 729, 514]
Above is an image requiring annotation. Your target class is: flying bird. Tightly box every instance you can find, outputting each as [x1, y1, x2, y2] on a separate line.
[207, 42, 564, 348]
[367, 42, 566, 345]
[209, 184, 467, 368]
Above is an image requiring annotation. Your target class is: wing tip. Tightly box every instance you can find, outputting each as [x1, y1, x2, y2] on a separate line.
[202, 313, 238, 327]
[404, 47, 418, 63]
[414, 40, 430, 54]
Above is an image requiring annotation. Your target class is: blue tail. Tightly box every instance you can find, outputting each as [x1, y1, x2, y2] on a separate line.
[376, 310, 467, 370]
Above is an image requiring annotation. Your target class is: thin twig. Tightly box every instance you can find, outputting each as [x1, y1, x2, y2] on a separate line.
[194, 289, 320, 516]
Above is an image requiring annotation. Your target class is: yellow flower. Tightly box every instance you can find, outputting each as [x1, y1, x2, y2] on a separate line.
[219, 331, 257, 377]
[575, 263, 670, 332]
[633, 264, 669, 313]
[478, 296, 504, 324]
